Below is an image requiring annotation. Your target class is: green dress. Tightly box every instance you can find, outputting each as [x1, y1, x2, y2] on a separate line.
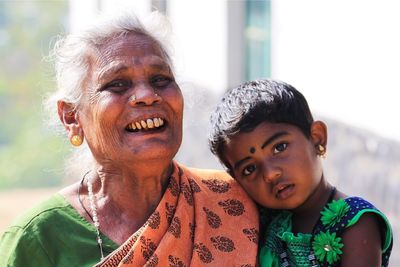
[0, 194, 118, 267]
[259, 197, 393, 267]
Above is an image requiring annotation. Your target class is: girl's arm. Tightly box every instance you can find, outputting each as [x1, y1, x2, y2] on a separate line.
[339, 213, 382, 266]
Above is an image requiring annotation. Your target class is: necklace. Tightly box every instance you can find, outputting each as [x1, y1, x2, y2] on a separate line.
[78, 171, 105, 260]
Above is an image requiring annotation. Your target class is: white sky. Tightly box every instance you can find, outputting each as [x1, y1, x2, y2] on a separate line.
[272, 0, 400, 142]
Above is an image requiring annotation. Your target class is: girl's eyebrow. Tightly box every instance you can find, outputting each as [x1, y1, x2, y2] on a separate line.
[261, 131, 289, 149]
[233, 157, 251, 171]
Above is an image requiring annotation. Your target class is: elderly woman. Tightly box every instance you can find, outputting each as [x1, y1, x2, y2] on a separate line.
[0, 11, 259, 267]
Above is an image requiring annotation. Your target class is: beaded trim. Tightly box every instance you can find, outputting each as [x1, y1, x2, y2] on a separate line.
[78, 171, 104, 260]
[87, 179, 105, 260]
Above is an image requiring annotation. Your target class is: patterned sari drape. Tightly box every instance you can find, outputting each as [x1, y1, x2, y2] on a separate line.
[96, 162, 259, 267]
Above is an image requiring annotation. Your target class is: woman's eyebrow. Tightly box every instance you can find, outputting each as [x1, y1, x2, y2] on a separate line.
[149, 62, 169, 71]
[261, 131, 289, 149]
[99, 64, 128, 79]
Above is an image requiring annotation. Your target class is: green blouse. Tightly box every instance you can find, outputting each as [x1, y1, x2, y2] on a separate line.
[259, 197, 393, 267]
[0, 194, 118, 267]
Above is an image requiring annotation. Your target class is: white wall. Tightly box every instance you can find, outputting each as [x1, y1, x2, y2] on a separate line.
[168, 0, 228, 94]
[69, 0, 152, 33]
[69, 0, 228, 94]
[271, 0, 400, 141]
[69, 0, 99, 32]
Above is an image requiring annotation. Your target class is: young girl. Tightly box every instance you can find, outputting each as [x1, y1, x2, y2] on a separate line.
[208, 79, 393, 266]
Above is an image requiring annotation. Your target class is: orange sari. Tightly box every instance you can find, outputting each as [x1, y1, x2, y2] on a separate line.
[96, 162, 259, 266]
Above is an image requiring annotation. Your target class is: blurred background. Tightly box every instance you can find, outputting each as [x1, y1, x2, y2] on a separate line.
[0, 0, 398, 264]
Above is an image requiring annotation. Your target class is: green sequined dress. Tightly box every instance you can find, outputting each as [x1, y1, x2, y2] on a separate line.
[259, 197, 393, 267]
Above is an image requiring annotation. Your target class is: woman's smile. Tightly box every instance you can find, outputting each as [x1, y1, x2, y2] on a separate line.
[125, 117, 165, 132]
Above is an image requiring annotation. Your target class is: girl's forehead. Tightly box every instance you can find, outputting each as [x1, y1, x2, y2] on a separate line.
[226, 122, 303, 151]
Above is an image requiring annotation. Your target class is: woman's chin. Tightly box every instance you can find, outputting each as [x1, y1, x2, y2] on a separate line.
[124, 143, 179, 161]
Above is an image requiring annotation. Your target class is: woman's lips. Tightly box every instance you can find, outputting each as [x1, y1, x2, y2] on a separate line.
[274, 184, 295, 200]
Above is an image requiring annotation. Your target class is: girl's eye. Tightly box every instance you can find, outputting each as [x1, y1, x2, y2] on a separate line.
[150, 75, 172, 88]
[242, 164, 256, 176]
[273, 142, 288, 154]
[103, 79, 131, 93]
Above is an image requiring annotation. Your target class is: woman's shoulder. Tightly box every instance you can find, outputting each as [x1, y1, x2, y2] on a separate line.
[177, 162, 259, 216]
[0, 192, 114, 267]
[7, 193, 71, 230]
[178, 164, 249, 195]
[181, 165, 232, 181]
[0, 194, 73, 266]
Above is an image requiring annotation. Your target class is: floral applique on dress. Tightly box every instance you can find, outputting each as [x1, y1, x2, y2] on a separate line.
[259, 197, 393, 267]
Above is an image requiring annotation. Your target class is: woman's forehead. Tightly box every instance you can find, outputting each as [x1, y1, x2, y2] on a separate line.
[92, 33, 163, 60]
[89, 33, 169, 72]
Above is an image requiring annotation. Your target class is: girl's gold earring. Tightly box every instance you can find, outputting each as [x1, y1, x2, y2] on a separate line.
[71, 135, 83, 146]
[318, 144, 326, 159]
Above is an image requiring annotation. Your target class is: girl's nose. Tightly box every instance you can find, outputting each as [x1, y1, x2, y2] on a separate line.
[262, 165, 282, 183]
[128, 83, 162, 106]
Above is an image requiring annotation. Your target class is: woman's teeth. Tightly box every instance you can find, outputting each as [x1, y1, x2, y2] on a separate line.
[127, 118, 164, 131]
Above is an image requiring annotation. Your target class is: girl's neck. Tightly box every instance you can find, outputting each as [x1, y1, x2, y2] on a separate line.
[291, 177, 335, 233]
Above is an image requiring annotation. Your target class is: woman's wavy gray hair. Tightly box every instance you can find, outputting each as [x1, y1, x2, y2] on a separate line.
[43, 10, 174, 179]
[44, 10, 174, 133]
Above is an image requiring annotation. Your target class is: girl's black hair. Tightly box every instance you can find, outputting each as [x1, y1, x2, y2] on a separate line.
[208, 79, 314, 169]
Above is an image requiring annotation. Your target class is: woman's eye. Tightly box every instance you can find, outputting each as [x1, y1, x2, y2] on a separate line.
[273, 143, 288, 154]
[150, 75, 172, 88]
[242, 164, 256, 176]
[103, 80, 130, 93]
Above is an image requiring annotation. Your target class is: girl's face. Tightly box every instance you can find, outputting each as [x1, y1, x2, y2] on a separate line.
[223, 122, 326, 210]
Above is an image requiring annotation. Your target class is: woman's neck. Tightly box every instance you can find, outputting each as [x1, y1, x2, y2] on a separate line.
[91, 159, 173, 210]
[291, 177, 334, 233]
[79, 159, 174, 244]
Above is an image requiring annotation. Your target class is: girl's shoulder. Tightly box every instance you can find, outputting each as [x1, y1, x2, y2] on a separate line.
[313, 196, 393, 267]
[315, 196, 391, 236]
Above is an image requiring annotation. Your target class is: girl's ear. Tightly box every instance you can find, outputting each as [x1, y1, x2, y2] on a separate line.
[57, 101, 83, 145]
[310, 120, 328, 148]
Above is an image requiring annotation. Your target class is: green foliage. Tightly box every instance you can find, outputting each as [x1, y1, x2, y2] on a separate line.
[0, 1, 69, 189]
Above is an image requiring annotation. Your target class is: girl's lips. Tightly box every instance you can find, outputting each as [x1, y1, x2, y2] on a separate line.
[274, 184, 295, 200]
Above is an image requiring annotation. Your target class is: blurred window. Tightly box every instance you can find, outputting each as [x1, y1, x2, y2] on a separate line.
[245, 0, 271, 80]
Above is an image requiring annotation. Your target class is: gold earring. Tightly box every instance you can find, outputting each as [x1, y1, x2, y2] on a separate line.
[318, 144, 326, 159]
[71, 135, 83, 146]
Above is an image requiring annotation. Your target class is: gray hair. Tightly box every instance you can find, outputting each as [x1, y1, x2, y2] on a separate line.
[43, 10, 174, 179]
[44, 10, 174, 133]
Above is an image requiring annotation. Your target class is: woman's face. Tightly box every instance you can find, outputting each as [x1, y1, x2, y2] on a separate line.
[77, 33, 183, 166]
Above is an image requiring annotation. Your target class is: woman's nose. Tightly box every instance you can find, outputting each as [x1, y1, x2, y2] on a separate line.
[262, 165, 282, 183]
[129, 83, 162, 106]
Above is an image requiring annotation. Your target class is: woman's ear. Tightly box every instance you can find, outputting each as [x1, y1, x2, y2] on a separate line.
[57, 101, 84, 146]
[58, 101, 79, 128]
[310, 120, 328, 148]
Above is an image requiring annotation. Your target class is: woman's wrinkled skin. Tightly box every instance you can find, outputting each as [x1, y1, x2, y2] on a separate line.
[57, 33, 184, 244]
